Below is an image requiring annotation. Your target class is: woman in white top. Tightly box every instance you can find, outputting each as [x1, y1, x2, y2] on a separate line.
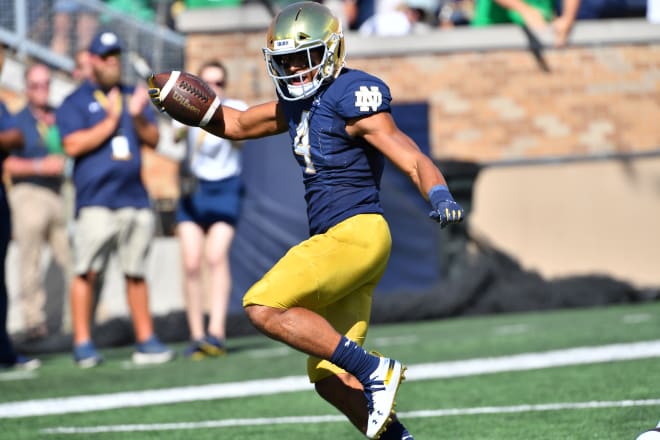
[173, 60, 248, 359]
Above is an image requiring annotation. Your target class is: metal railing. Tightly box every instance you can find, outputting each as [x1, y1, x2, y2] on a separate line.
[0, 0, 185, 84]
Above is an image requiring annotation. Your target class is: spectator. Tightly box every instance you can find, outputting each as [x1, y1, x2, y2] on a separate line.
[3, 63, 69, 343]
[358, 0, 435, 35]
[172, 61, 247, 360]
[106, 0, 156, 22]
[471, 0, 581, 47]
[0, 42, 40, 370]
[343, 0, 377, 30]
[72, 49, 93, 83]
[25, 0, 52, 50]
[438, 0, 474, 27]
[51, 1, 99, 56]
[56, 31, 175, 368]
[568, 0, 628, 20]
[650, 0, 660, 22]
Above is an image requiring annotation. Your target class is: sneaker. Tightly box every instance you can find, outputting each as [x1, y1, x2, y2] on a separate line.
[183, 339, 205, 360]
[636, 428, 660, 440]
[183, 335, 226, 360]
[0, 354, 41, 370]
[132, 336, 176, 365]
[636, 422, 660, 440]
[200, 335, 226, 356]
[363, 357, 406, 439]
[73, 341, 103, 368]
[14, 355, 41, 370]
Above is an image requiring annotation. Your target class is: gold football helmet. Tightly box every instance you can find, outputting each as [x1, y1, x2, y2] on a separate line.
[263, 2, 345, 101]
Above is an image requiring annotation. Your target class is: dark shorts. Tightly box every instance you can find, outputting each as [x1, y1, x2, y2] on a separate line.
[176, 176, 243, 231]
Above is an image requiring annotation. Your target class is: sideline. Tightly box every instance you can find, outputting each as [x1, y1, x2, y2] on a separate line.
[42, 398, 660, 434]
[2, 339, 660, 419]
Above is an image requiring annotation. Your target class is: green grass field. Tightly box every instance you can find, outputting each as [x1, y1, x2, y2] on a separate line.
[2, 301, 660, 439]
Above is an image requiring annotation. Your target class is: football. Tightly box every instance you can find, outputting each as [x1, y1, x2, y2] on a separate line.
[149, 71, 221, 127]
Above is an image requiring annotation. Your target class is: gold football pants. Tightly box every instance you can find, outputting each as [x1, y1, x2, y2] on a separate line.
[243, 213, 392, 382]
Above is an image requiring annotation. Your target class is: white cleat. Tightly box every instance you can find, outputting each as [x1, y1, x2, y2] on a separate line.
[364, 357, 406, 439]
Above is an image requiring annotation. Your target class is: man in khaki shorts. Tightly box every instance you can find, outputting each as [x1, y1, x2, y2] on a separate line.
[56, 31, 174, 368]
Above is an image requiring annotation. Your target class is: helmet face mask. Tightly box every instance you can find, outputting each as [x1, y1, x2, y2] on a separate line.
[263, 2, 345, 101]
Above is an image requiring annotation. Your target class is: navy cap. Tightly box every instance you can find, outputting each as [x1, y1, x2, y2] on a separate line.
[89, 31, 121, 56]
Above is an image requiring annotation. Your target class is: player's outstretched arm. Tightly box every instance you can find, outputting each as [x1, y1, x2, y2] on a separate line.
[148, 71, 287, 141]
[205, 101, 287, 141]
[348, 111, 464, 228]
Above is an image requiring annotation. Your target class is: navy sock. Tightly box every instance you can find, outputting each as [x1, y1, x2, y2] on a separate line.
[379, 420, 413, 440]
[329, 335, 380, 384]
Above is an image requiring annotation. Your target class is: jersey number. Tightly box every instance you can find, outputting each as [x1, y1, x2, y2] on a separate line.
[294, 110, 316, 174]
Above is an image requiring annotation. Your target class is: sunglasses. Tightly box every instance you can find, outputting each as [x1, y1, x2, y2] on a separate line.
[100, 50, 121, 60]
[204, 80, 225, 88]
[27, 81, 49, 90]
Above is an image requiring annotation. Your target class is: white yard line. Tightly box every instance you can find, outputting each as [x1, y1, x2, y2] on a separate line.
[41, 399, 660, 434]
[0, 370, 37, 381]
[406, 339, 660, 380]
[2, 339, 660, 419]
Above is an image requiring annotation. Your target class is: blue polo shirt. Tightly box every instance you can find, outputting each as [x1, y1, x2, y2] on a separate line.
[12, 105, 62, 191]
[56, 80, 156, 214]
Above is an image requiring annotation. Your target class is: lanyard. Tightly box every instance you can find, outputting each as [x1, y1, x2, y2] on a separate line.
[93, 89, 131, 160]
[36, 115, 64, 155]
[93, 89, 123, 114]
[36, 119, 48, 142]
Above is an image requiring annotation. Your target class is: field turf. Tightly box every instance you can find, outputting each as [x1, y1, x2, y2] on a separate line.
[2, 301, 660, 439]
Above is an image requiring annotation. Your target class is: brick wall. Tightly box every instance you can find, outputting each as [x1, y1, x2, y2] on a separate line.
[183, 23, 660, 163]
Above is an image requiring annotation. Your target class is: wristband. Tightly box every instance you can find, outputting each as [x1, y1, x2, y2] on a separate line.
[428, 184, 454, 206]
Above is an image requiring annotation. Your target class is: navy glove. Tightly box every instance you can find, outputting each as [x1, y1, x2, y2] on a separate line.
[428, 184, 464, 228]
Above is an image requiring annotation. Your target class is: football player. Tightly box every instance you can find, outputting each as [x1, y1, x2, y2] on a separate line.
[150, 2, 463, 438]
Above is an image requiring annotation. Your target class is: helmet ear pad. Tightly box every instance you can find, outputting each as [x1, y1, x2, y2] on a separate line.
[322, 33, 343, 78]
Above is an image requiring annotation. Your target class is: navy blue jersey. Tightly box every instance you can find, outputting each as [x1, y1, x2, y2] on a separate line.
[56, 80, 156, 214]
[280, 68, 392, 235]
